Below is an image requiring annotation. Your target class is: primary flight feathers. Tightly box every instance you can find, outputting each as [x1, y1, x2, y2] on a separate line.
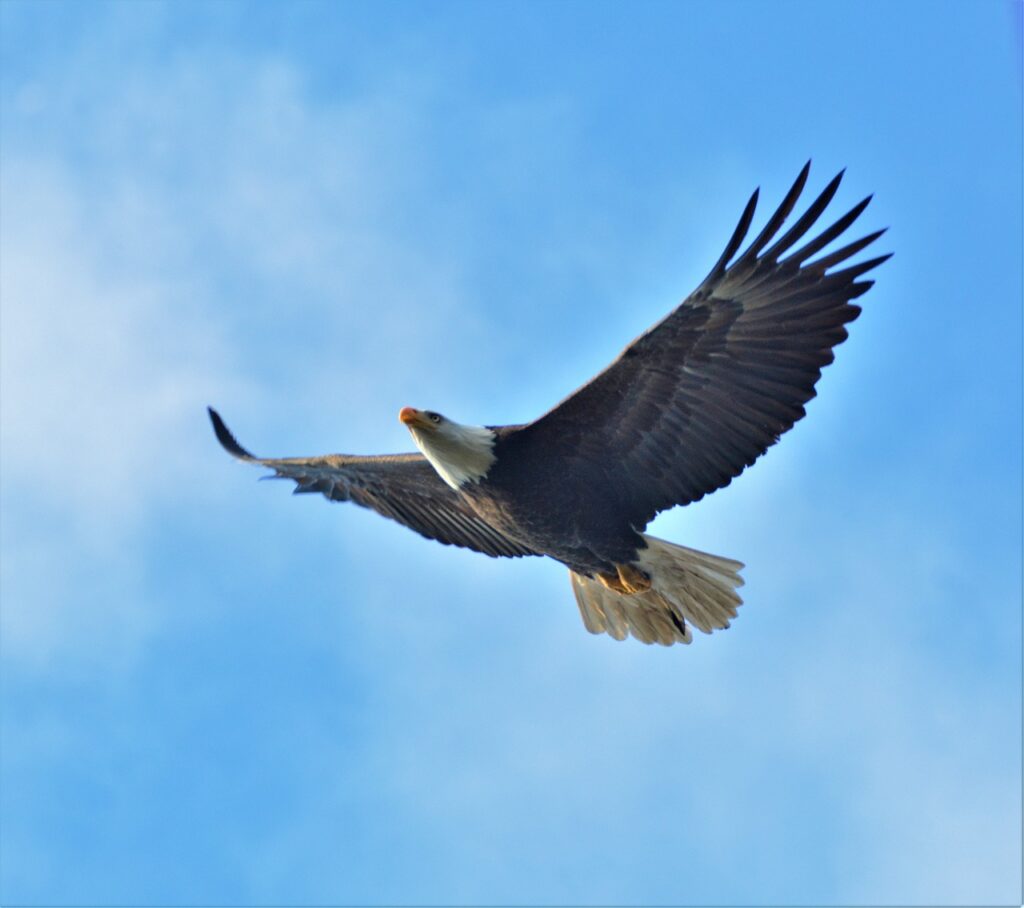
[211, 162, 889, 646]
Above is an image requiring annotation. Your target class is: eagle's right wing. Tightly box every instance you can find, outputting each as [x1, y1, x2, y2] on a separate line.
[209, 408, 536, 559]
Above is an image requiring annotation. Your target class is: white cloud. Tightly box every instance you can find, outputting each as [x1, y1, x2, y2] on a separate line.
[0, 52, 463, 668]
[0, 156, 230, 666]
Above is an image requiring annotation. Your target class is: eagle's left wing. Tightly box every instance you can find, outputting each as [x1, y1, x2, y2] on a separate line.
[505, 163, 889, 530]
[209, 408, 536, 558]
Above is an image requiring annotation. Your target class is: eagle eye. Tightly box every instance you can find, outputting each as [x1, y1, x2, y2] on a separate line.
[426, 412, 442, 424]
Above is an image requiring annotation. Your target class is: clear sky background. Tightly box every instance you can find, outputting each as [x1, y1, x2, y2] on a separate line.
[1, 2, 1021, 905]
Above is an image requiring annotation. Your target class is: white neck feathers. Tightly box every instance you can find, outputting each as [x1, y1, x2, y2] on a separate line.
[411, 422, 497, 490]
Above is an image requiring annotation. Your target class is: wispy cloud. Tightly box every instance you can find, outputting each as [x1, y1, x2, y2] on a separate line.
[0, 49, 475, 667]
[1, 154, 235, 666]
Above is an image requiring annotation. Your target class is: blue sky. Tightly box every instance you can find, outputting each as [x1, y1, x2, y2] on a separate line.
[1, 1, 1020, 905]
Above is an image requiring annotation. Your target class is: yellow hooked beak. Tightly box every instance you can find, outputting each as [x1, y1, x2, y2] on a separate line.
[399, 407, 432, 430]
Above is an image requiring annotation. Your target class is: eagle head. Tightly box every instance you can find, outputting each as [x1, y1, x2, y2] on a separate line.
[399, 407, 496, 490]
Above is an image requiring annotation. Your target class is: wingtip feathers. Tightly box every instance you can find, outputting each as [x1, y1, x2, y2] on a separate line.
[208, 406, 257, 460]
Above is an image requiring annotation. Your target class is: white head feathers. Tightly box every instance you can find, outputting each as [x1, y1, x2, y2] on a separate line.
[405, 413, 497, 490]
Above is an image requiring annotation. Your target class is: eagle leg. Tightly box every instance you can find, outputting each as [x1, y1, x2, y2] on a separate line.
[596, 571, 630, 594]
[597, 564, 653, 595]
[617, 563, 652, 593]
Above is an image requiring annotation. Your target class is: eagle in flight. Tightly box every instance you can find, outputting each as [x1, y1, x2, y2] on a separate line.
[210, 163, 888, 646]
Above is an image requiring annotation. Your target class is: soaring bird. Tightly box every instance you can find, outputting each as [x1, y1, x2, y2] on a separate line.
[210, 163, 888, 646]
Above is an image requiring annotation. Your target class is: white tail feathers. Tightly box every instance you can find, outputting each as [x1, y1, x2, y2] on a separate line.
[570, 535, 745, 646]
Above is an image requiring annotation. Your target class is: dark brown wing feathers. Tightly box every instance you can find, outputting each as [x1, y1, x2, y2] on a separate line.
[208, 408, 535, 558]
[513, 164, 889, 528]
[211, 164, 886, 555]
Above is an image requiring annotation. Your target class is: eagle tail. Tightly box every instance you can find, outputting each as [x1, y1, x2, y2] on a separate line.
[569, 536, 744, 646]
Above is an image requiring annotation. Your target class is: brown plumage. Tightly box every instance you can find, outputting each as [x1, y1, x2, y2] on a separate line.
[211, 162, 889, 646]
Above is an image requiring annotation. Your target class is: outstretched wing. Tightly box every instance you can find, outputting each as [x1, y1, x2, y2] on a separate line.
[209, 408, 536, 558]
[509, 163, 889, 529]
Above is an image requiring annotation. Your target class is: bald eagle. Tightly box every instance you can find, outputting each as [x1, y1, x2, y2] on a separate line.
[210, 163, 888, 646]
